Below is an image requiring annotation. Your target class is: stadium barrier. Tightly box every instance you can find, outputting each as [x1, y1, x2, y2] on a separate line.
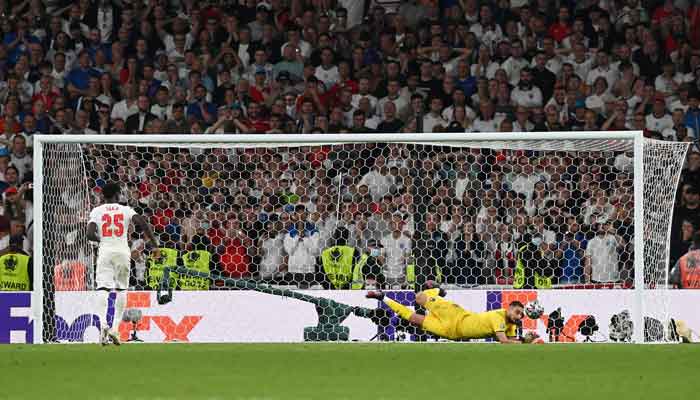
[3, 290, 700, 344]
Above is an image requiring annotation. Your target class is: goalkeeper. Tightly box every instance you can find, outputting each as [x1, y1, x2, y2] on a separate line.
[366, 285, 538, 344]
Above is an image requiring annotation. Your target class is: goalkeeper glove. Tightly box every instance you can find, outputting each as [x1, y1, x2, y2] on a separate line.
[522, 331, 540, 344]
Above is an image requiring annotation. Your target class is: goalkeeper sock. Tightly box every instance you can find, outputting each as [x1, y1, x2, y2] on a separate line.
[113, 290, 127, 330]
[383, 298, 414, 320]
[97, 290, 110, 330]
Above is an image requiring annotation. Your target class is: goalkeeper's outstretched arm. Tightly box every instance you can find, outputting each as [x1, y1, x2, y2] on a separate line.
[495, 331, 538, 344]
[495, 332, 523, 344]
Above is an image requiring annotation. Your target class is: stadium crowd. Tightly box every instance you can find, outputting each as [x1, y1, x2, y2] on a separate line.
[2, 0, 700, 290]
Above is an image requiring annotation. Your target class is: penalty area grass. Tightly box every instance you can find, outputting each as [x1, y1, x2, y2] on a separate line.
[0, 343, 697, 400]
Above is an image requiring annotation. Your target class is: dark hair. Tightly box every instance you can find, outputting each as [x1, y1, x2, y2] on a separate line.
[102, 182, 122, 199]
[509, 300, 524, 308]
[693, 232, 700, 247]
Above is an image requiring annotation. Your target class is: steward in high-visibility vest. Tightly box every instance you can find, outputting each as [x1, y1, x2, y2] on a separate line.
[514, 240, 552, 289]
[179, 250, 212, 290]
[321, 246, 368, 289]
[405, 262, 443, 290]
[670, 234, 700, 289]
[147, 247, 179, 290]
[320, 227, 367, 289]
[0, 250, 31, 291]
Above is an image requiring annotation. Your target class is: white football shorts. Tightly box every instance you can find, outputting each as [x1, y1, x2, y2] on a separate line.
[95, 249, 131, 290]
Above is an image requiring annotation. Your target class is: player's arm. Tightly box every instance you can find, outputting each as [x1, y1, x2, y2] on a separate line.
[495, 331, 539, 344]
[133, 214, 159, 249]
[87, 222, 100, 242]
[495, 331, 524, 344]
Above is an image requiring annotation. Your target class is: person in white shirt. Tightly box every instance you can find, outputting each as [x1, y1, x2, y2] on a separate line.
[511, 68, 543, 108]
[513, 106, 534, 132]
[258, 221, 287, 279]
[501, 40, 529, 86]
[351, 77, 378, 110]
[283, 221, 320, 279]
[584, 222, 624, 283]
[358, 155, 395, 201]
[585, 76, 614, 113]
[471, 46, 500, 79]
[469, 5, 503, 50]
[662, 109, 695, 141]
[380, 222, 412, 287]
[281, 27, 312, 60]
[50, 52, 69, 89]
[654, 62, 683, 99]
[586, 51, 619, 93]
[472, 100, 504, 132]
[510, 163, 541, 200]
[314, 47, 340, 89]
[441, 88, 476, 122]
[150, 87, 172, 120]
[422, 96, 448, 133]
[582, 190, 616, 226]
[111, 82, 139, 121]
[9, 135, 31, 182]
[540, 37, 563, 77]
[645, 97, 674, 133]
[567, 43, 594, 81]
[614, 152, 634, 173]
[87, 182, 159, 345]
[377, 79, 408, 120]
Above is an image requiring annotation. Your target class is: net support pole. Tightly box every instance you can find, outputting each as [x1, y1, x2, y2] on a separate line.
[633, 132, 645, 343]
[32, 138, 44, 344]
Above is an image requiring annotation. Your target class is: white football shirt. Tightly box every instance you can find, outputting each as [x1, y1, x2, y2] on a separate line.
[89, 203, 137, 251]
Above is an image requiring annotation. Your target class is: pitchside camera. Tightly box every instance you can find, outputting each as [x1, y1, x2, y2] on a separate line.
[123, 308, 143, 342]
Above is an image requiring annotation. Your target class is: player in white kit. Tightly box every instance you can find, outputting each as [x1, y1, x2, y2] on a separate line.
[87, 182, 159, 345]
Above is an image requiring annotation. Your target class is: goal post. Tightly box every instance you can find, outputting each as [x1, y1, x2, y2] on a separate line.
[32, 132, 689, 343]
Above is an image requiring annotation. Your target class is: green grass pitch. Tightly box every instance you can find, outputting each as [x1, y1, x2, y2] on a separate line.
[1, 343, 698, 400]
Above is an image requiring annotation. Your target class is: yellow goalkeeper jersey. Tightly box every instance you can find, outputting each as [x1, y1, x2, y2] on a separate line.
[420, 290, 518, 340]
[456, 309, 518, 339]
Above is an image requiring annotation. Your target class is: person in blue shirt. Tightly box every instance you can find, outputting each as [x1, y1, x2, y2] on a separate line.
[142, 64, 162, 98]
[85, 29, 112, 65]
[187, 85, 217, 125]
[2, 18, 38, 65]
[66, 50, 99, 93]
[685, 90, 700, 136]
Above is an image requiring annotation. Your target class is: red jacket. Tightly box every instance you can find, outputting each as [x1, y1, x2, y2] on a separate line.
[219, 238, 249, 278]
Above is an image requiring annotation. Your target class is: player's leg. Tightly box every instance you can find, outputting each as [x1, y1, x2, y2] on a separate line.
[94, 252, 114, 345]
[107, 252, 132, 345]
[366, 291, 424, 325]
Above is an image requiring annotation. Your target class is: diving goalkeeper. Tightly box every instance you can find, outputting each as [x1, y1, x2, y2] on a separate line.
[366, 285, 538, 344]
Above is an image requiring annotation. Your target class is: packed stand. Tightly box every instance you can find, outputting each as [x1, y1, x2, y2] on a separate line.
[2, 0, 700, 290]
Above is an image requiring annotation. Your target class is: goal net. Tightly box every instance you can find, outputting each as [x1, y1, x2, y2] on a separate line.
[33, 132, 688, 343]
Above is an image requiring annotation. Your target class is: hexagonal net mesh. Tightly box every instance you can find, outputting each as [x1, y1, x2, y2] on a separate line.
[36, 135, 688, 343]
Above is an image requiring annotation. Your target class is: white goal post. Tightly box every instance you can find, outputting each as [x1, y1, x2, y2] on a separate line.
[32, 131, 689, 343]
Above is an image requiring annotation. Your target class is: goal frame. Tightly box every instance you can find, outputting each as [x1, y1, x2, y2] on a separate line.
[32, 131, 653, 343]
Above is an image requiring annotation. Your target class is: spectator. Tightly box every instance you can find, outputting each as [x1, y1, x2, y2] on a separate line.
[380, 220, 411, 288]
[258, 220, 286, 280]
[584, 222, 624, 284]
[283, 220, 320, 286]
[126, 95, 158, 133]
[358, 155, 394, 201]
